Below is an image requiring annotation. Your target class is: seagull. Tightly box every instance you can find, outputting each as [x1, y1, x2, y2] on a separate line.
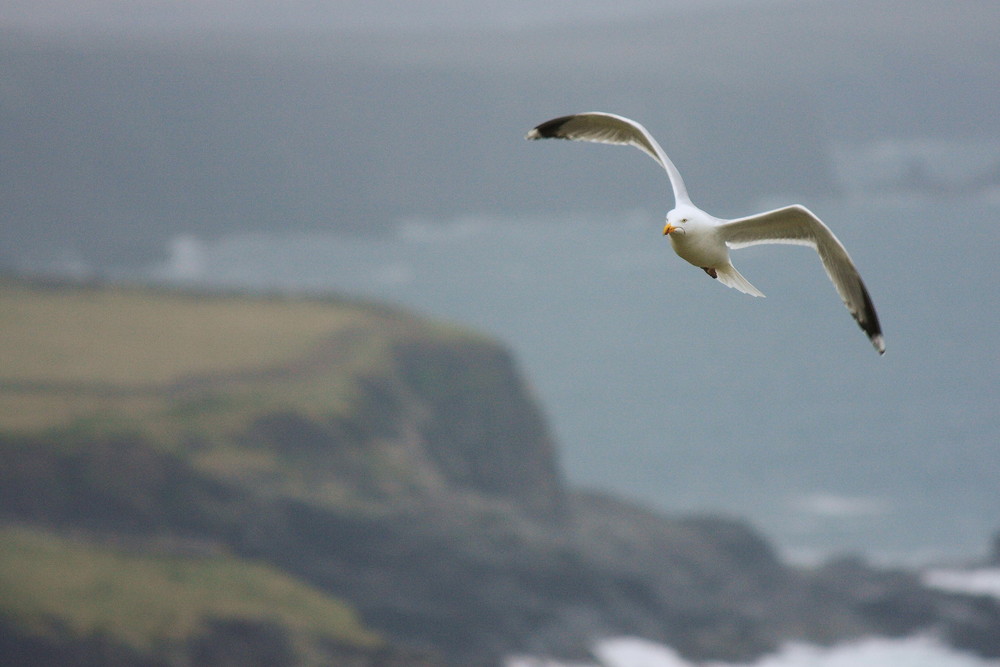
[526, 112, 884, 355]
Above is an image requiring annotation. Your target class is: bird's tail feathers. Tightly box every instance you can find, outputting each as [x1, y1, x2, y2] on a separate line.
[716, 265, 765, 297]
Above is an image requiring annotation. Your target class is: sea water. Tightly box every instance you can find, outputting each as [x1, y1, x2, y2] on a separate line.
[135, 194, 999, 564]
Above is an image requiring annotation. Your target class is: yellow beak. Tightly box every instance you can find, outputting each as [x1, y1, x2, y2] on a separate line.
[663, 223, 677, 235]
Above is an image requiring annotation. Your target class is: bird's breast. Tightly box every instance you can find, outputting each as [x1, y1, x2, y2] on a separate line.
[669, 227, 730, 268]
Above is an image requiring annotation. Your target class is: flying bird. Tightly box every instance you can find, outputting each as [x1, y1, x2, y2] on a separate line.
[526, 112, 884, 354]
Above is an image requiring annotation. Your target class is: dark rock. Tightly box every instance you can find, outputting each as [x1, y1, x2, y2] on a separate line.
[392, 337, 566, 519]
[0, 616, 163, 667]
[189, 618, 295, 667]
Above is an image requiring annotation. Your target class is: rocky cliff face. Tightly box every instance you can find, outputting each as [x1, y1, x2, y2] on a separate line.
[390, 336, 565, 518]
[223, 318, 567, 520]
[1, 280, 998, 666]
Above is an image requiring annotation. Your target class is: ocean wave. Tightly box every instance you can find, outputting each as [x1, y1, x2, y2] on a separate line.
[923, 568, 1000, 600]
[506, 634, 1000, 667]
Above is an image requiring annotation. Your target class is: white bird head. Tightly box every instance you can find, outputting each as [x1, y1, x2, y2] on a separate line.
[663, 206, 702, 236]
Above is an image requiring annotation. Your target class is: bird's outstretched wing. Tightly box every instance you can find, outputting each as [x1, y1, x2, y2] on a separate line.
[719, 205, 884, 354]
[526, 112, 690, 206]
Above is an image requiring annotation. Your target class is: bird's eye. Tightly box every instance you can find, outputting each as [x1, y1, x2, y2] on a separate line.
[681, 218, 688, 223]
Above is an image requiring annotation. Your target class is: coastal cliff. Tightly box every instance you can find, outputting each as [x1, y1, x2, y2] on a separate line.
[1, 278, 997, 665]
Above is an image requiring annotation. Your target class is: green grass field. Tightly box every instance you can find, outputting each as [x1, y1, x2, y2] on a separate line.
[1, 281, 372, 385]
[0, 280, 457, 434]
[0, 524, 382, 654]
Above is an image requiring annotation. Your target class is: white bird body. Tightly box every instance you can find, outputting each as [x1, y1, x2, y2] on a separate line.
[526, 111, 884, 354]
[666, 206, 765, 297]
[664, 206, 729, 270]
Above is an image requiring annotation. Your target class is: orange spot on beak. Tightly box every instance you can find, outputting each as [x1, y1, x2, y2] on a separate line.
[663, 223, 677, 235]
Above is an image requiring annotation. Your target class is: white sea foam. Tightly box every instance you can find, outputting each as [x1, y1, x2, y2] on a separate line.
[506, 635, 1000, 667]
[923, 568, 1000, 600]
[792, 492, 894, 519]
[152, 233, 208, 282]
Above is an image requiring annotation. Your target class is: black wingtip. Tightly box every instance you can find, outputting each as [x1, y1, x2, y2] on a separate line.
[526, 115, 575, 140]
[859, 284, 885, 355]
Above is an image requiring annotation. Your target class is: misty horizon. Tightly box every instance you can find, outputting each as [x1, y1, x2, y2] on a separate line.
[2, 0, 998, 564]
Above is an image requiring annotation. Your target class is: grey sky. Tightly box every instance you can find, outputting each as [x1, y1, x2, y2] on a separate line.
[0, 0, 785, 36]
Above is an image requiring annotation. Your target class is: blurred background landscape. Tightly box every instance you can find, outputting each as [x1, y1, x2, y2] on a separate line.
[1, 1, 999, 665]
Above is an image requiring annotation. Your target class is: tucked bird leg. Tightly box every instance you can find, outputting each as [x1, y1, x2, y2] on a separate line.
[701, 267, 718, 279]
